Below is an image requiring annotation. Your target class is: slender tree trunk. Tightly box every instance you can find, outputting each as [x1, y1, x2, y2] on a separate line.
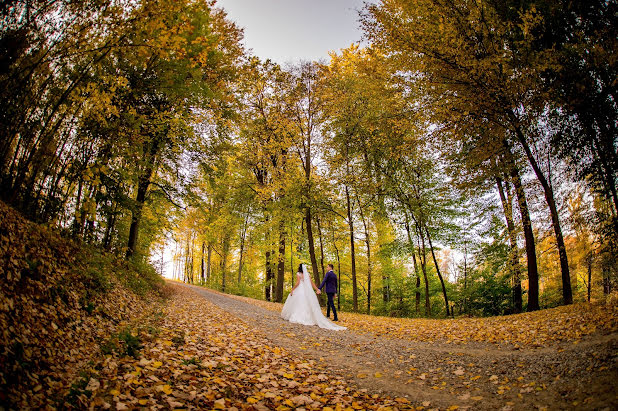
[355, 189, 372, 314]
[404, 216, 421, 314]
[463, 240, 468, 314]
[265, 249, 272, 301]
[415, 222, 431, 316]
[126, 137, 161, 259]
[238, 213, 249, 285]
[496, 175, 523, 313]
[332, 227, 342, 310]
[505, 150, 540, 311]
[103, 202, 117, 251]
[511, 124, 572, 305]
[276, 221, 285, 302]
[365, 235, 372, 314]
[425, 225, 450, 316]
[290, 222, 294, 289]
[201, 241, 206, 284]
[184, 236, 190, 283]
[305, 206, 322, 304]
[206, 243, 212, 283]
[317, 216, 326, 281]
[587, 252, 593, 302]
[345, 184, 358, 311]
[71, 178, 84, 236]
[221, 234, 230, 292]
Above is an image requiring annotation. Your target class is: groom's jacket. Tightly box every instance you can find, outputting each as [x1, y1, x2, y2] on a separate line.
[319, 270, 338, 294]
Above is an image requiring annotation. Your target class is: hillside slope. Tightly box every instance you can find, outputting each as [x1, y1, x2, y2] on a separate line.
[0, 201, 164, 409]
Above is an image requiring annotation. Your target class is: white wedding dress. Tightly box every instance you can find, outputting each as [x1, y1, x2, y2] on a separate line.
[281, 264, 346, 330]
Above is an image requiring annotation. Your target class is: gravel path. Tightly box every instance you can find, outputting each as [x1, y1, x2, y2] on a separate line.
[176, 282, 617, 410]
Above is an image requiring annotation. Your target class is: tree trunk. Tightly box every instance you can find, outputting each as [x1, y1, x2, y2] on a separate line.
[102, 203, 117, 251]
[184, 236, 190, 283]
[404, 216, 421, 314]
[355, 189, 372, 315]
[505, 149, 540, 311]
[587, 251, 593, 302]
[511, 124, 572, 305]
[416, 222, 431, 316]
[238, 214, 249, 285]
[331, 221, 342, 310]
[496, 175, 523, 313]
[345, 184, 358, 311]
[463, 240, 468, 314]
[265, 249, 273, 301]
[126, 137, 161, 259]
[305, 206, 322, 302]
[221, 235, 229, 292]
[206, 243, 212, 283]
[276, 221, 285, 302]
[290, 223, 295, 289]
[425, 225, 450, 317]
[365, 235, 372, 315]
[317, 216, 326, 281]
[201, 241, 206, 284]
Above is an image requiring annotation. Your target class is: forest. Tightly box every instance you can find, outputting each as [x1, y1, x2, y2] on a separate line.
[2, 0, 617, 319]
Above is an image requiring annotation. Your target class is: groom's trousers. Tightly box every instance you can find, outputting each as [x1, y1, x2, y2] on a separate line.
[326, 292, 337, 320]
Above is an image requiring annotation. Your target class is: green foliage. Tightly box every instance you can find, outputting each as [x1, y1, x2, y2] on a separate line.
[457, 269, 513, 317]
[100, 327, 143, 359]
[65, 369, 98, 406]
[181, 357, 199, 366]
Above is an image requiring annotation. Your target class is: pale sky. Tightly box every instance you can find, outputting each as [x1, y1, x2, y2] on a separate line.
[215, 0, 369, 65]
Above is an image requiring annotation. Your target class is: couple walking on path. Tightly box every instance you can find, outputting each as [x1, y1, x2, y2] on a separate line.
[280, 263, 346, 331]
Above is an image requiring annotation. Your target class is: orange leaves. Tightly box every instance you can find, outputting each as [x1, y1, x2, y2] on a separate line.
[88, 284, 418, 409]
[0, 201, 161, 409]
[227, 292, 618, 349]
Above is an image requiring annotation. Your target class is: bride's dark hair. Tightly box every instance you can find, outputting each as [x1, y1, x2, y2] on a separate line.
[298, 263, 304, 273]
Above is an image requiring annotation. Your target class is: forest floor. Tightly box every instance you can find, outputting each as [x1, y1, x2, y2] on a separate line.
[87, 281, 618, 410]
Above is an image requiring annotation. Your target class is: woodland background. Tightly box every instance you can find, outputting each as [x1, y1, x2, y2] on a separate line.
[1, 0, 617, 319]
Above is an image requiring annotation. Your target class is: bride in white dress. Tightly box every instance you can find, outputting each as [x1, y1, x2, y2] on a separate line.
[281, 264, 346, 331]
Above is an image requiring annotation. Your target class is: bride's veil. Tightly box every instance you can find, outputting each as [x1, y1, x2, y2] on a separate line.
[301, 263, 312, 290]
[301, 264, 317, 304]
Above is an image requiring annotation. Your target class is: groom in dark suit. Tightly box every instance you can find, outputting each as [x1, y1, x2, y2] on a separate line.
[318, 264, 339, 321]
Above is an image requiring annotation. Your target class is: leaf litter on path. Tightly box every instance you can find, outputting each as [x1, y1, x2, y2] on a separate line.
[182, 283, 618, 411]
[90, 284, 417, 410]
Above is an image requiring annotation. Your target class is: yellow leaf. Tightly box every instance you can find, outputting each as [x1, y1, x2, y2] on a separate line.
[283, 373, 294, 379]
[247, 397, 259, 404]
[157, 385, 172, 395]
[214, 398, 226, 409]
[374, 372, 383, 378]
[153, 361, 163, 368]
[138, 399, 148, 405]
[109, 389, 120, 396]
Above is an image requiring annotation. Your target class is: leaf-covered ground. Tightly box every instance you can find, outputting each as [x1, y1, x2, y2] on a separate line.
[85, 284, 413, 410]
[225, 293, 618, 348]
[173, 283, 618, 410]
[0, 201, 163, 409]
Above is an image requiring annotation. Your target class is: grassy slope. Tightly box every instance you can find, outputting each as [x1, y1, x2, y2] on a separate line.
[0, 201, 164, 408]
